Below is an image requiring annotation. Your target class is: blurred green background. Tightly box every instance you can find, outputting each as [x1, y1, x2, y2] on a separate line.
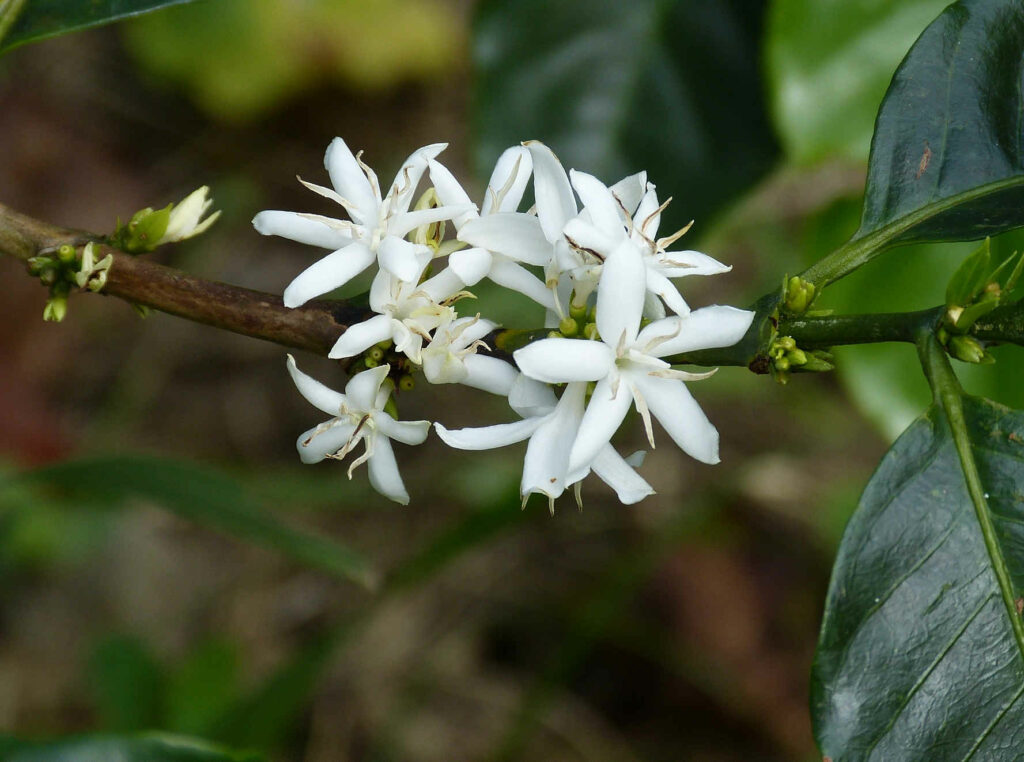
[0, 0, 1014, 759]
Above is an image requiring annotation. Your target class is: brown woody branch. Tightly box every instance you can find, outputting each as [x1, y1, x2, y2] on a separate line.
[0, 202, 365, 355]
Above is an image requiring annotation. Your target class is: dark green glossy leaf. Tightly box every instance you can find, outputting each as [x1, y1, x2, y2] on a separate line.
[813, 395, 1024, 758]
[859, 0, 1024, 246]
[473, 0, 777, 227]
[0, 734, 262, 762]
[10, 455, 377, 588]
[0, 0, 197, 54]
[766, 0, 949, 163]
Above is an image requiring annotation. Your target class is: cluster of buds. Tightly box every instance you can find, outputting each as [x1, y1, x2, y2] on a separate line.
[28, 242, 112, 322]
[256, 138, 755, 508]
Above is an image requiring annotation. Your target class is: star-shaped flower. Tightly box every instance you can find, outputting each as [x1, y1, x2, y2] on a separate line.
[287, 356, 430, 504]
[253, 139, 472, 308]
[513, 238, 754, 475]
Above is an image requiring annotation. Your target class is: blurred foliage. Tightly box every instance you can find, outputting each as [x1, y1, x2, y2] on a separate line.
[121, 0, 462, 121]
[6, 454, 377, 587]
[0, 735, 262, 762]
[473, 0, 778, 229]
[0, 0, 197, 55]
[88, 634, 240, 738]
[766, 0, 949, 163]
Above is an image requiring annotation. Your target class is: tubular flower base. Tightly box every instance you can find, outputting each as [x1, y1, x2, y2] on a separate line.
[261, 139, 752, 508]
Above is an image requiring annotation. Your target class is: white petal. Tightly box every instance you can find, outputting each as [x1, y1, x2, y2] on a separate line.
[609, 172, 647, 217]
[524, 141, 577, 242]
[489, 258, 556, 310]
[483, 146, 533, 215]
[375, 414, 430, 445]
[419, 267, 464, 303]
[427, 159, 477, 228]
[252, 211, 353, 250]
[449, 247, 493, 286]
[435, 416, 544, 450]
[630, 372, 719, 464]
[367, 436, 411, 504]
[508, 373, 557, 417]
[296, 420, 356, 464]
[458, 213, 551, 266]
[591, 445, 655, 504]
[642, 290, 666, 320]
[645, 269, 690, 317]
[325, 138, 378, 223]
[596, 238, 646, 346]
[455, 316, 499, 347]
[461, 355, 517, 395]
[521, 382, 586, 499]
[514, 338, 614, 384]
[385, 143, 447, 216]
[570, 170, 626, 239]
[640, 306, 754, 357]
[286, 354, 346, 415]
[329, 314, 395, 359]
[345, 364, 390, 411]
[634, 187, 662, 238]
[563, 218, 618, 259]
[283, 241, 375, 308]
[656, 250, 731, 278]
[567, 376, 633, 473]
[388, 204, 474, 239]
[377, 236, 430, 283]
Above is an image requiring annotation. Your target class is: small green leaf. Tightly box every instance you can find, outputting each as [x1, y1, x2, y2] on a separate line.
[946, 238, 993, 308]
[803, 0, 1024, 287]
[0, 734, 262, 762]
[9, 455, 377, 589]
[0, 0, 199, 54]
[813, 390, 1024, 758]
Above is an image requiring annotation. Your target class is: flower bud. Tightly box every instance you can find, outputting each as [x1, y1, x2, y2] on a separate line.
[43, 296, 67, 322]
[559, 317, 579, 337]
[948, 335, 994, 364]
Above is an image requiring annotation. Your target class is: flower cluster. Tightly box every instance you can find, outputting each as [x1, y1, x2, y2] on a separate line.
[254, 139, 753, 508]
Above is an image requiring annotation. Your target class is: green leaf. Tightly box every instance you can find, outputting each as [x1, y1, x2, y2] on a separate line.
[812, 388, 1024, 758]
[472, 0, 777, 227]
[947, 238, 994, 307]
[0, 734, 262, 762]
[767, 0, 949, 163]
[8, 455, 377, 589]
[803, 0, 1024, 288]
[88, 635, 163, 732]
[165, 640, 240, 737]
[0, 0, 198, 54]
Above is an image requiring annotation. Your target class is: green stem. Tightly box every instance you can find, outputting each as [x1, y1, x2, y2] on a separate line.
[779, 308, 941, 349]
[918, 331, 1024, 658]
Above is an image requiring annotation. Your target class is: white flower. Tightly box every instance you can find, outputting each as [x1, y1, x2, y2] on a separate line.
[428, 147, 556, 311]
[327, 258, 469, 363]
[435, 375, 654, 509]
[287, 356, 430, 505]
[253, 139, 472, 308]
[564, 171, 730, 319]
[160, 186, 220, 244]
[513, 238, 754, 475]
[420, 314, 518, 394]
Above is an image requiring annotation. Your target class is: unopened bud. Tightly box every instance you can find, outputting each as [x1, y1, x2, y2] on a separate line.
[57, 244, 77, 265]
[948, 335, 994, 364]
[784, 276, 816, 314]
[43, 296, 67, 322]
[559, 317, 579, 337]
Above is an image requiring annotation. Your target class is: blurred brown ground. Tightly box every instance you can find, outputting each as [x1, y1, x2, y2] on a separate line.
[0, 7, 885, 760]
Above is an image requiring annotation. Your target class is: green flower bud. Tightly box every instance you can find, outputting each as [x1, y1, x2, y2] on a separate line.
[559, 317, 579, 337]
[57, 244, 77, 265]
[784, 276, 816, 314]
[43, 296, 67, 322]
[364, 355, 380, 368]
[787, 348, 808, 366]
[368, 346, 385, 362]
[948, 335, 994, 364]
